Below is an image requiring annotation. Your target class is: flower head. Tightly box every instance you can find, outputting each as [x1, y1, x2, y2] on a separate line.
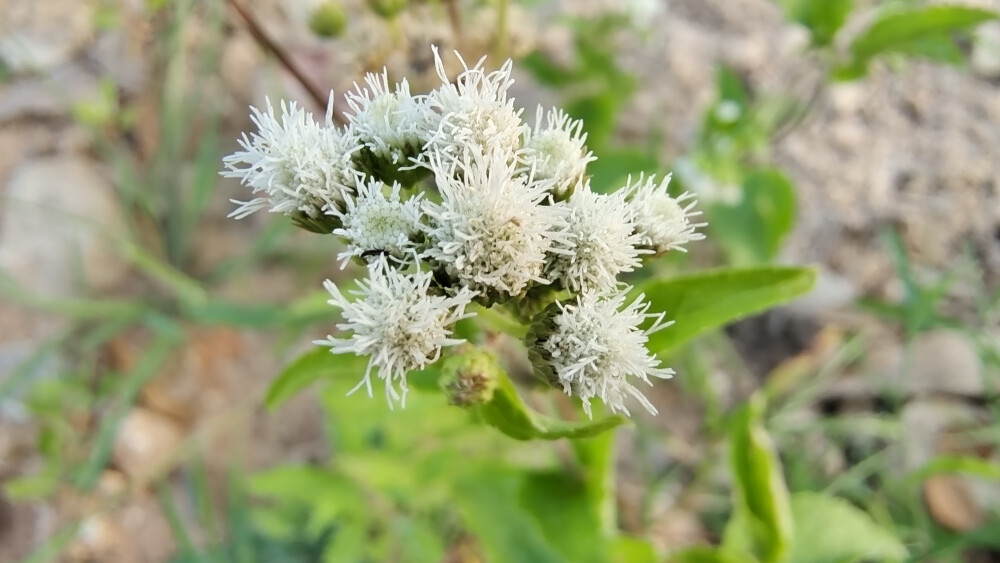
[522, 106, 595, 198]
[421, 149, 571, 299]
[535, 290, 674, 417]
[331, 179, 424, 268]
[346, 69, 431, 168]
[222, 98, 360, 221]
[422, 46, 525, 164]
[625, 173, 706, 254]
[547, 185, 648, 293]
[314, 256, 476, 407]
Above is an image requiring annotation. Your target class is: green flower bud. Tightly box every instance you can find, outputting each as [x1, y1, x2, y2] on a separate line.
[310, 2, 348, 38]
[440, 346, 501, 407]
[367, 0, 408, 20]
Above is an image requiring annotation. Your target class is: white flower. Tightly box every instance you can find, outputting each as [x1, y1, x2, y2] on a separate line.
[331, 179, 424, 268]
[422, 46, 525, 164]
[314, 256, 476, 407]
[422, 149, 571, 298]
[222, 98, 360, 220]
[547, 185, 648, 293]
[345, 69, 431, 165]
[625, 173, 706, 253]
[538, 290, 674, 417]
[522, 106, 595, 197]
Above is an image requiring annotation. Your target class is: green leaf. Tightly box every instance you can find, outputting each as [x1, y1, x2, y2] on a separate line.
[709, 168, 797, 264]
[848, 5, 997, 71]
[456, 469, 570, 563]
[637, 266, 816, 358]
[724, 393, 793, 563]
[906, 455, 1000, 484]
[612, 536, 659, 563]
[777, 0, 853, 46]
[519, 470, 609, 563]
[785, 492, 907, 563]
[473, 370, 626, 440]
[265, 347, 367, 410]
[667, 546, 759, 563]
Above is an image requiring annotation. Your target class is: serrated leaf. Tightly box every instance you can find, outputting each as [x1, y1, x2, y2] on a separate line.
[636, 266, 816, 358]
[724, 393, 793, 563]
[265, 348, 367, 409]
[785, 492, 907, 563]
[474, 370, 626, 440]
[848, 5, 997, 70]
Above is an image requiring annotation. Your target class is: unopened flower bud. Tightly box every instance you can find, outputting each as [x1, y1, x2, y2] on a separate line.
[310, 2, 347, 38]
[440, 346, 501, 407]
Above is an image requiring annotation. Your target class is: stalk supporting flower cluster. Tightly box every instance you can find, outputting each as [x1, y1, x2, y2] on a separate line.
[223, 46, 705, 416]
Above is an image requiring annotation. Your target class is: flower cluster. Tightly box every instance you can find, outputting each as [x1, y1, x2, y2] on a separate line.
[223, 46, 705, 415]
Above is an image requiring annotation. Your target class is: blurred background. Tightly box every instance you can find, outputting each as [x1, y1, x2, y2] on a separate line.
[1, 0, 1000, 561]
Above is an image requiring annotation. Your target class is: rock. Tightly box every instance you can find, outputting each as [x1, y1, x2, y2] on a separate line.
[112, 408, 184, 484]
[0, 0, 96, 72]
[924, 474, 986, 532]
[0, 156, 130, 296]
[907, 330, 983, 397]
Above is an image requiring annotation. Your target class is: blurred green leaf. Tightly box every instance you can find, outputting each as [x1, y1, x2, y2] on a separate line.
[906, 455, 1000, 484]
[265, 348, 367, 410]
[474, 370, 626, 440]
[776, 0, 853, 46]
[612, 536, 659, 563]
[724, 393, 793, 563]
[709, 168, 797, 264]
[637, 266, 816, 358]
[571, 431, 617, 534]
[785, 492, 907, 563]
[667, 546, 760, 563]
[520, 470, 609, 563]
[846, 5, 997, 73]
[457, 469, 570, 563]
[587, 148, 660, 194]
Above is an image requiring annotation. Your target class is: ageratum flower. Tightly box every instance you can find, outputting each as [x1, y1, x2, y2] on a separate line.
[537, 289, 674, 417]
[625, 173, 706, 254]
[222, 98, 360, 223]
[521, 106, 595, 198]
[314, 256, 476, 408]
[331, 179, 423, 268]
[345, 69, 432, 177]
[421, 149, 571, 299]
[421, 46, 525, 164]
[546, 184, 648, 293]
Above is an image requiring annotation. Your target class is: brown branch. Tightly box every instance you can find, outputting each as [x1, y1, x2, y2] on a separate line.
[224, 0, 346, 125]
[443, 0, 462, 38]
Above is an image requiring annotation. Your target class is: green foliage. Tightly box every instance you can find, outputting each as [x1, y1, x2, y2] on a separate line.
[474, 370, 627, 440]
[839, 4, 998, 78]
[637, 266, 817, 358]
[775, 0, 854, 47]
[725, 394, 793, 563]
[520, 14, 638, 151]
[708, 169, 797, 265]
[784, 493, 907, 563]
